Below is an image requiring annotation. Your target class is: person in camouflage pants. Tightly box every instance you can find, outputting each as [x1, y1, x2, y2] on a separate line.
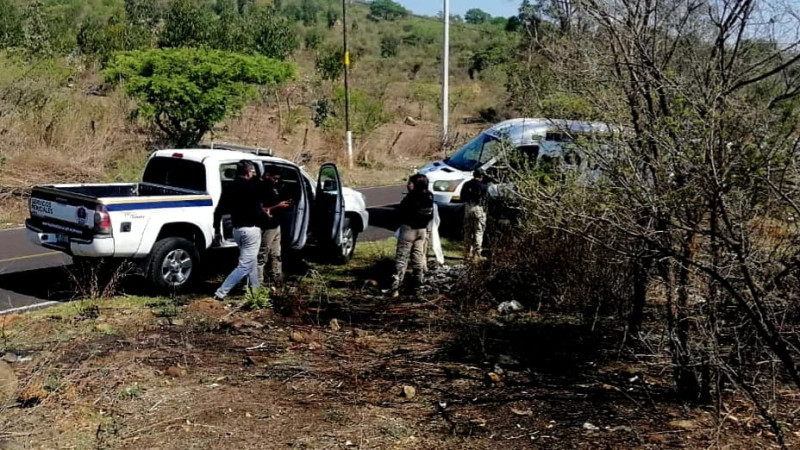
[461, 169, 488, 260]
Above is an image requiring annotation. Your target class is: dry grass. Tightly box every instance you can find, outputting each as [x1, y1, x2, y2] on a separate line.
[0, 58, 491, 222]
[0, 197, 27, 228]
[0, 72, 145, 189]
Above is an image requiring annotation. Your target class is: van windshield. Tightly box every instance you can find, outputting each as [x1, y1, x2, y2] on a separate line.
[444, 132, 502, 171]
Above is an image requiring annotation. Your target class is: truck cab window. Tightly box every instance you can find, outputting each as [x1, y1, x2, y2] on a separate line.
[143, 157, 207, 192]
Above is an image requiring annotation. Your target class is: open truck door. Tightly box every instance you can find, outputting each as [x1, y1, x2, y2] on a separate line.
[313, 164, 344, 249]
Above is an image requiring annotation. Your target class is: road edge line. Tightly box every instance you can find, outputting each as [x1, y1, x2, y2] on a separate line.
[1, 301, 60, 315]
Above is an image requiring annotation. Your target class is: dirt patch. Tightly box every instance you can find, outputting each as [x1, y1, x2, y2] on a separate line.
[0, 314, 23, 328]
[0, 361, 17, 405]
[0, 293, 795, 449]
[186, 299, 227, 319]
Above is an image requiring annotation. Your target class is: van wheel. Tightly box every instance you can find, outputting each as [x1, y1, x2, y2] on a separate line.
[147, 237, 199, 293]
[333, 219, 357, 265]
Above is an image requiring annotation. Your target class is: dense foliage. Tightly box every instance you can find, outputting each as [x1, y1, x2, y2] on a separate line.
[104, 48, 295, 146]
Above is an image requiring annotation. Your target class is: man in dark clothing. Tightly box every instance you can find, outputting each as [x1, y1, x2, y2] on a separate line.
[391, 174, 434, 297]
[258, 166, 292, 287]
[461, 169, 489, 260]
[213, 160, 267, 300]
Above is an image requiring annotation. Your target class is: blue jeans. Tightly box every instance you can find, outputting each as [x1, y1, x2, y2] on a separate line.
[215, 226, 261, 299]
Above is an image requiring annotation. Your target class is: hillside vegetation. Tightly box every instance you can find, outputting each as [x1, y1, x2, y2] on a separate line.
[0, 0, 519, 221]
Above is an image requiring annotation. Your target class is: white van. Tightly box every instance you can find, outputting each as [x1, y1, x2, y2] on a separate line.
[419, 118, 619, 207]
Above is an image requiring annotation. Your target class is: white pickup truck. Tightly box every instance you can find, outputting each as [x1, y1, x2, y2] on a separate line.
[25, 146, 369, 292]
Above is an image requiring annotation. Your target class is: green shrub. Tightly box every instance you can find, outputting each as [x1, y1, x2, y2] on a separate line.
[326, 7, 338, 28]
[0, 0, 22, 49]
[380, 34, 399, 58]
[315, 46, 344, 81]
[244, 287, 272, 310]
[539, 92, 596, 120]
[77, 16, 151, 63]
[465, 8, 491, 25]
[322, 87, 391, 137]
[211, 0, 250, 52]
[305, 27, 324, 50]
[249, 6, 298, 60]
[21, 1, 53, 59]
[104, 48, 296, 147]
[368, 0, 409, 21]
[158, 0, 214, 49]
[401, 22, 438, 47]
[125, 0, 161, 28]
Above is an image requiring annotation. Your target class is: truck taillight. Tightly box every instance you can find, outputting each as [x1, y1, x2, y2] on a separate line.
[94, 205, 112, 234]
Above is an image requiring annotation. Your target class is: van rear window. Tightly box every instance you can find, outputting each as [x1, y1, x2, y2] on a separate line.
[142, 157, 207, 192]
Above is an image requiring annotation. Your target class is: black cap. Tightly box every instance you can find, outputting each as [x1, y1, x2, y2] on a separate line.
[473, 169, 485, 178]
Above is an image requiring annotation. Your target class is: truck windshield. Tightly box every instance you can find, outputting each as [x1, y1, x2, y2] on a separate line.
[142, 157, 207, 192]
[444, 132, 502, 171]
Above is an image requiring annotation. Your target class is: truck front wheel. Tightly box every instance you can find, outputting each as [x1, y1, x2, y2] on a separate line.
[333, 218, 358, 265]
[147, 237, 199, 293]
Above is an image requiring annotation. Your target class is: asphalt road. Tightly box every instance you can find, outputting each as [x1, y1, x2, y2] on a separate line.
[0, 184, 406, 314]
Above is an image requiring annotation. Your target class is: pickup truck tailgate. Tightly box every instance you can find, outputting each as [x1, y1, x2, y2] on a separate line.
[27, 187, 98, 243]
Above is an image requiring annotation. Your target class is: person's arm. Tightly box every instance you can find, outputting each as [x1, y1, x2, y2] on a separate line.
[263, 199, 292, 216]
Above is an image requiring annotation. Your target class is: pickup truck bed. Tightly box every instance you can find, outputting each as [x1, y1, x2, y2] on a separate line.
[48, 183, 201, 199]
[26, 183, 212, 255]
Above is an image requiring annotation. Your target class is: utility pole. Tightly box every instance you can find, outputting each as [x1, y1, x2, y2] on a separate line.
[441, 0, 450, 148]
[342, 0, 353, 169]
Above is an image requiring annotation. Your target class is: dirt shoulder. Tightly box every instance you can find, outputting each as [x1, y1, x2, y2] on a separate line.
[0, 258, 794, 449]
[0, 243, 799, 449]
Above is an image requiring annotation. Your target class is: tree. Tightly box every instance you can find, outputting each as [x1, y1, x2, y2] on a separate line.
[368, 0, 408, 21]
[104, 48, 296, 147]
[158, 0, 214, 48]
[315, 46, 343, 81]
[325, 7, 338, 28]
[464, 8, 491, 25]
[124, 0, 160, 28]
[212, 0, 249, 52]
[21, 1, 52, 58]
[249, 6, 298, 60]
[304, 27, 323, 50]
[77, 15, 150, 62]
[0, 0, 22, 48]
[299, 0, 317, 26]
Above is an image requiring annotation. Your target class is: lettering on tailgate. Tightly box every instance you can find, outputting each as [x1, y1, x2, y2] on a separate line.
[31, 198, 54, 216]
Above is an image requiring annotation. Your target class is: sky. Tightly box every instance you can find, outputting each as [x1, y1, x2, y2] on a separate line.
[397, 0, 521, 19]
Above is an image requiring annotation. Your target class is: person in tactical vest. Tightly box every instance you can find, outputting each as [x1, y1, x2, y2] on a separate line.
[390, 174, 434, 297]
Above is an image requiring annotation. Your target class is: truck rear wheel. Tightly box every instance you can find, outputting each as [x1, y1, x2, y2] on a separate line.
[147, 237, 199, 294]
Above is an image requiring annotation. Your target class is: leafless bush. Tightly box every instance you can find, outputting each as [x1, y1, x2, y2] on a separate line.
[66, 258, 133, 303]
[486, 0, 800, 443]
